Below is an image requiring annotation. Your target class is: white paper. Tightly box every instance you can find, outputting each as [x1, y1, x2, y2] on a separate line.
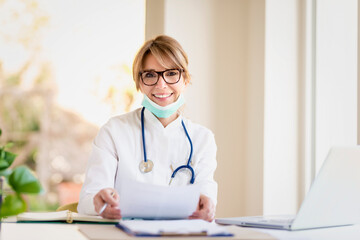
[118, 180, 200, 219]
[119, 219, 232, 236]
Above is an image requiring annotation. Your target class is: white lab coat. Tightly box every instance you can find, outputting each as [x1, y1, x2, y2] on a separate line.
[77, 108, 218, 215]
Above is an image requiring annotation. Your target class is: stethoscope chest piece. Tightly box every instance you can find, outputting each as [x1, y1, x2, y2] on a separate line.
[139, 159, 154, 173]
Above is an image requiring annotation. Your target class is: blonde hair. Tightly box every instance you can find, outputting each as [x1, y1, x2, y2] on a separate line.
[132, 35, 191, 91]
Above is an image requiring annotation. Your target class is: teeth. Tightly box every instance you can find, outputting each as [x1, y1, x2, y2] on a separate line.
[154, 93, 172, 98]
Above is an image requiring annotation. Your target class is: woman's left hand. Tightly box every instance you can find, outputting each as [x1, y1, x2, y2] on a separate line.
[189, 194, 215, 222]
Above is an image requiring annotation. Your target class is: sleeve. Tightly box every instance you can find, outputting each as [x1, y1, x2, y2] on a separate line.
[77, 122, 118, 215]
[193, 130, 218, 206]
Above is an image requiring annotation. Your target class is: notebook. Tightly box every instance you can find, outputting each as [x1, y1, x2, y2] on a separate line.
[17, 210, 118, 224]
[216, 146, 360, 230]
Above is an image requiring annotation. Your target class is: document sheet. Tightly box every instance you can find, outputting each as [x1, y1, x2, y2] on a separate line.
[117, 219, 234, 236]
[118, 180, 200, 219]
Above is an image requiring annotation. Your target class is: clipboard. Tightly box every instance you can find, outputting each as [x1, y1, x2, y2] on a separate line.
[78, 224, 277, 240]
[116, 219, 234, 237]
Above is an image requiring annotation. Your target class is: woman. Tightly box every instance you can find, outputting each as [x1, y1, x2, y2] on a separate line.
[78, 35, 217, 221]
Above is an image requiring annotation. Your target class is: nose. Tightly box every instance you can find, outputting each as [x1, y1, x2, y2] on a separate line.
[156, 75, 167, 88]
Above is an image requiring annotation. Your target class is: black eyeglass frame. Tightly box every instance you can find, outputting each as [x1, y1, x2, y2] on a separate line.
[139, 69, 184, 86]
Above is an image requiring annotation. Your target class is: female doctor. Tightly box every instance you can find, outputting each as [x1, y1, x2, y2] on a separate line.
[77, 35, 218, 222]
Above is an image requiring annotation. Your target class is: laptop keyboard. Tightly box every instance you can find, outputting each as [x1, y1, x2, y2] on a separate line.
[259, 218, 294, 224]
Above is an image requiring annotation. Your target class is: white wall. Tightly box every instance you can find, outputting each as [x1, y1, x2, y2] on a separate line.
[263, 0, 358, 215]
[315, 0, 358, 171]
[243, 0, 265, 216]
[145, 0, 359, 217]
[163, 0, 217, 130]
[263, 0, 300, 215]
[159, 0, 267, 217]
[163, 0, 248, 217]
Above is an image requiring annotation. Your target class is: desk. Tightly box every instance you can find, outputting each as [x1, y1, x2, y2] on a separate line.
[257, 225, 360, 240]
[2, 223, 87, 240]
[3, 222, 360, 240]
[2, 222, 273, 240]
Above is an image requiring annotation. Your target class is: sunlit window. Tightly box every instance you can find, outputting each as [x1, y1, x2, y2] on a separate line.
[0, 0, 145, 210]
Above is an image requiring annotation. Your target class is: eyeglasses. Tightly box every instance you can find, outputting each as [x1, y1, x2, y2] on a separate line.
[139, 69, 183, 86]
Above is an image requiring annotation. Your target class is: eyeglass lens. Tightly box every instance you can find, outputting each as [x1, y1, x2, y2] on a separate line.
[141, 69, 181, 86]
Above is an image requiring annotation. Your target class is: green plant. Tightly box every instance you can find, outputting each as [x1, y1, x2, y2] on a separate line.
[0, 128, 42, 218]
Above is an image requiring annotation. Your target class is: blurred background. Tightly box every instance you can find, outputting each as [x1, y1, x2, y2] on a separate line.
[0, 0, 359, 217]
[0, 0, 144, 210]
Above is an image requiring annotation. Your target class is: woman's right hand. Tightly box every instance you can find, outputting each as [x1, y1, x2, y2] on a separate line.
[93, 188, 122, 219]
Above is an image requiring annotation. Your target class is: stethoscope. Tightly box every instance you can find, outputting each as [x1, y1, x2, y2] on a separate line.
[139, 107, 195, 184]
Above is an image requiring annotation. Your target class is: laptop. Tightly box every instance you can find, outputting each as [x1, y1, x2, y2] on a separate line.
[215, 146, 360, 230]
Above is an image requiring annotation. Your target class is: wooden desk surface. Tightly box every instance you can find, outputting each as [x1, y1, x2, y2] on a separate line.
[4, 222, 360, 240]
[78, 224, 275, 240]
[2, 222, 88, 240]
[1, 222, 275, 240]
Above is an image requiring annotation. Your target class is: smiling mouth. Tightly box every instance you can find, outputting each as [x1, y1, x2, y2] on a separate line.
[153, 93, 173, 98]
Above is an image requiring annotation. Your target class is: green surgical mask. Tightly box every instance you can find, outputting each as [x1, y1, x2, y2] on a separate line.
[141, 94, 185, 118]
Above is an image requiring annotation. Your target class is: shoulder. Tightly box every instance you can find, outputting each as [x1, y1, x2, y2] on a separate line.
[95, 108, 142, 141]
[105, 108, 141, 128]
[183, 117, 215, 142]
[182, 117, 217, 156]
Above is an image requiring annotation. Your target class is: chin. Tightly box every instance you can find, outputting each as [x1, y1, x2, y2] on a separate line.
[153, 98, 175, 107]
[157, 101, 173, 107]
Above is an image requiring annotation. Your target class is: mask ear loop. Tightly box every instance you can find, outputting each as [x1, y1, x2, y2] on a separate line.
[169, 120, 195, 185]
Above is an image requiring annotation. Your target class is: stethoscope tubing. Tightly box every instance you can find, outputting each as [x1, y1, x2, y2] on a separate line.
[141, 107, 195, 184]
[141, 107, 148, 164]
[181, 120, 193, 166]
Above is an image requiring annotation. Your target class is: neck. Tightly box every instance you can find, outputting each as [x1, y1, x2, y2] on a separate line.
[157, 112, 179, 127]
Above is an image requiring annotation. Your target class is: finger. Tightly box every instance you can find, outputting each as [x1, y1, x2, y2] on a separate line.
[188, 210, 200, 218]
[112, 192, 120, 204]
[190, 205, 214, 221]
[101, 190, 119, 206]
[102, 212, 121, 219]
[189, 195, 210, 219]
[188, 214, 200, 220]
[199, 195, 210, 209]
[94, 194, 107, 212]
[94, 188, 119, 213]
[194, 196, 202, 212]
[205, 208, 215, 222]
[105, 210, 121, 219]
[102, 211, 121, 219]
[198, 195, 215, 221]
[101, 207, 122, 219]
[196, 199, 201, 211]
[198, 209, 209, 220]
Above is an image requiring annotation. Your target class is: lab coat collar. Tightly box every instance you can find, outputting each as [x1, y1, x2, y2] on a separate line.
[142, 107, 183, 133]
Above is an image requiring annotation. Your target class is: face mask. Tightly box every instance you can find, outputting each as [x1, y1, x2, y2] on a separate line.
[142, 94, 185, 118]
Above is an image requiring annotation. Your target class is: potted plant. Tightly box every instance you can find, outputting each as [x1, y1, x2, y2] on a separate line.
[0, 128, 42, 222]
